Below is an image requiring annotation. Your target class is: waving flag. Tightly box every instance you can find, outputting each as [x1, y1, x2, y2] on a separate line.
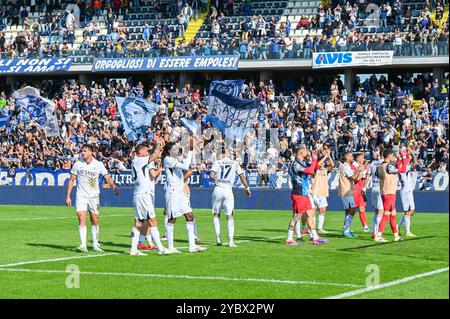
[13, 87, 60, 137]
[207, 88, 259, 140]
[115, 96, 159, 141]
[209, 80, 245, 97]
[180, 117, 201, 135]
[0, 115, 11, 128]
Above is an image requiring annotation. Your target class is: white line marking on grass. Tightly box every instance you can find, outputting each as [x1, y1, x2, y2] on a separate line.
[164, 236, 286, 250]
[0, 236, 287, 268]
[0, 214, 129, 222]
[324, 267, 449, 299]
[0, 253, 119, 268]
[0, 267, 363, 288]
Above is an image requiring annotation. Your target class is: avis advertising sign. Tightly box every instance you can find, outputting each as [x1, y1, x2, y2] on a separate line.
[312, 51, 394, 69]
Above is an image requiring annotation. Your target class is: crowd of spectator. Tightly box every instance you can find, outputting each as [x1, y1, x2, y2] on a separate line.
[1, 72, 448, 186]
[205, 0, 449, 59]
[0, 1, 448, 186]
[0, 0, 448, 59]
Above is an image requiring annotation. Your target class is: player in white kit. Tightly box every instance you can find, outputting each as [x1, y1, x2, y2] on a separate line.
[129, 141, 168, 256]
[66, 144, 119, 252]
[368, 150, 384, 239]
[397, 146, 417, 237]
[163, 138, 207, 254]
[210, 150, 252, 247]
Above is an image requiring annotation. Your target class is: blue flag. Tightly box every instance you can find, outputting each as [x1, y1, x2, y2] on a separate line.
[116, 96, 159, 141]
[207, 89, 259, 140]
[0, 115, 11, 128]
[209, 80, 245, 97]
[13, 87, 60, 137]
[180, 117, 201, 135]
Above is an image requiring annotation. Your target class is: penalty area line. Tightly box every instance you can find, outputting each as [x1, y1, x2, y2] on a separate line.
[0, 267, 363, 288]
[323, 267, 449, 299]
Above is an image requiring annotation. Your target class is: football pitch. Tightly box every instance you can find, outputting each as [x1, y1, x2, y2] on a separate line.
[0, 205, 448, 299]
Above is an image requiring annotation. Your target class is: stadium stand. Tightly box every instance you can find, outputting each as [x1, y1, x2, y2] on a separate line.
[0, 1, 448, 185]
[0, 0, 448, 60]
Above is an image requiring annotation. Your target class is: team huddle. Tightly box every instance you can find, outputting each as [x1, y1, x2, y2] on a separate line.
[65, 136, 251, 255]
[285, 143, 417, 246]
[65, 136, 417, 255]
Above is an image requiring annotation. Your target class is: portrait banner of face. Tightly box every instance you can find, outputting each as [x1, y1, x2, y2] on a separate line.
[116, 96, 159, 141]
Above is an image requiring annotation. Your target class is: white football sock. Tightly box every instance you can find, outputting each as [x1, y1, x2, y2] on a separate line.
[193, 219, 198, 238]
[310, 229, 318, 240]
[287, 229, 294, 241]
[139, 235, 146, 245]
[295, 221, 300, 235]
[227, 218, 235, 242]
[404, 215, 411, 233]
[375, 215, 382, 234]
[166, 223, 175, 249]
[79, 226, 87, 248]
[146, 234, 154, 245]
[186, 221, 196, 251]
[372, 213, 378, 233]
[318, 214, 325, 230]
[91, 225, 99, 247]
[164, 215, 169, 237]
[150, 227, 164, 251]
[213, 217, 221, 238]
[344, 214, 353, 232]
[399, 214, 405, 227]
[131, 227, 140, 252]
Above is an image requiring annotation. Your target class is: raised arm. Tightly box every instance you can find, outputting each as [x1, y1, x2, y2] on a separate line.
[149, 160, 163, 180]
[396, 151, 410, 173]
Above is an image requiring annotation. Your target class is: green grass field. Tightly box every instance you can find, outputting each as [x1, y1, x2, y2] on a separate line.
[0, 205, 448, 299]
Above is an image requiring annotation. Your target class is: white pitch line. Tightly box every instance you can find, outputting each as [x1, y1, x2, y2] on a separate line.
[0, 253, 119, 268]
[0, 267, 363, 288]
[0, 236, 287, 268]
[176, 235, 285, 249]
[324, 267, 449, 299]
[0, 214, 130, 222]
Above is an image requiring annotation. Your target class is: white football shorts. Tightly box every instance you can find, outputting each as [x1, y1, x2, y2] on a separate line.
[341, 195, 356, 210]
[400, 190, 415, 211]
[165, 191, 192, 219]
[133, 193, 156, 220]
[76, 195, 99, 214]
[371, 186, 384, 211]
[312, 194, 328, 209]
[212, 187, 235, 215]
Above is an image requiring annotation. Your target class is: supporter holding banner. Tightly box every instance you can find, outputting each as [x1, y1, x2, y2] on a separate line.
[209, 80, 245, 97]
[13, 87, 60, 137]
[180, 117, 201, 135]
[115, 96, 159, 141]
[206, 87, 259, 140]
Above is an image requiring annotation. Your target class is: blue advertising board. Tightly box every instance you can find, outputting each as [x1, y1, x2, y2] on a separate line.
[0, 58, 73, 73]
[0, 169, 261, 188]
[92, 55, 240, 72]
[269, 170, 449, 191]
